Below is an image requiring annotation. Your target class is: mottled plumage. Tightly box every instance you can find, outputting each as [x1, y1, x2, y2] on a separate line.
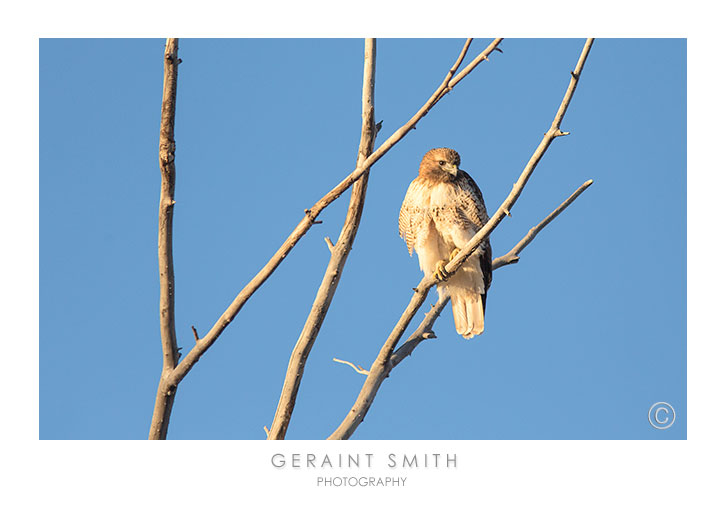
[399, 148, 492, 338]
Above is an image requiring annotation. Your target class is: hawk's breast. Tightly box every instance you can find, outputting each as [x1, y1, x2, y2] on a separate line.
[427, 182, 467, 246]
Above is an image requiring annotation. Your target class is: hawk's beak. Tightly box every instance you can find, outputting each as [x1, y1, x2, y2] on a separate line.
[447, 164, 459, 177]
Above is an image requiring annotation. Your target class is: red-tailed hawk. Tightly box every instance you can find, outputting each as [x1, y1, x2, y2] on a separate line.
[399, 148, 492, 339]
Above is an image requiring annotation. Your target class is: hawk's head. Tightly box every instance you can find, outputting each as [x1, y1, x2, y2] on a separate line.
[419, 147, 461, 182]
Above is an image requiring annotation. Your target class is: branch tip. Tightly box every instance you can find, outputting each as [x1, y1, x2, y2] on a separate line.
[324, 237, 335, 252]
[333, 357, 370, 375]
[191, 326, 200, 342]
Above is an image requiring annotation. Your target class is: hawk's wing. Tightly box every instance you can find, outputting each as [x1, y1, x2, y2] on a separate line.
[456, 170, 489, 228]
[456, 170, 492, 291]
[399, 178, 429, 255]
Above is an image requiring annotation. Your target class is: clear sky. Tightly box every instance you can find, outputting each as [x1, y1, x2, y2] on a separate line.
[40, 38, 686, 440]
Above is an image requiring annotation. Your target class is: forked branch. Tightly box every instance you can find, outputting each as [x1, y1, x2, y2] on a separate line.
[493, 179, 593, 269]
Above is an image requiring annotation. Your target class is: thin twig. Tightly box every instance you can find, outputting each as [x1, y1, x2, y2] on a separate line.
[266, 38, 377, 440]
[333, 358, 370, 375]
[149, 38, 181, 441]
[327, 38, 595, 440]
[432, 38, 484, 106]
[443, 38, 473, 92]
[191, 325, 200, 342]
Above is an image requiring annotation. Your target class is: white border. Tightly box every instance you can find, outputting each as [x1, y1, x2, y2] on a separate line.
[4, 1, 725, 504]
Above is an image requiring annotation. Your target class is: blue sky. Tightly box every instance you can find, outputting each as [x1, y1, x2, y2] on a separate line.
[40, 38, 686, 440]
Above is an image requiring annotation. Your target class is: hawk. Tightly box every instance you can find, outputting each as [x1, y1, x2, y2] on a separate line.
[399, 148, 492, 339]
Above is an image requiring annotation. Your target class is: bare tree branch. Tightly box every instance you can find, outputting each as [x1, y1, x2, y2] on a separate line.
[155, 38, 503, 412]
[493, 179, 593, 270]
[149, 38, 181, 440]
[327, 38, 595, 440]
[266, 38, 378, 440]
[389, 295, 449, 368]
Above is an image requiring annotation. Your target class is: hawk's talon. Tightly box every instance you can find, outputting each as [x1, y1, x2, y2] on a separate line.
[434, 260, 450, 282]
[449, 248, 461, 262]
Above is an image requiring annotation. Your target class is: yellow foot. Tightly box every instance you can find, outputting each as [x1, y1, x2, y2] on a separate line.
[449, 248, 461, 262]
[434, 260, 450, 282]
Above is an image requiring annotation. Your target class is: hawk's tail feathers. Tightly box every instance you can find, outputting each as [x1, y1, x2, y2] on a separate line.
[450, 290, 485, 339]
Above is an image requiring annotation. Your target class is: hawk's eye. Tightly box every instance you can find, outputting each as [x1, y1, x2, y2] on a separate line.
[438, 161, 445, 166]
